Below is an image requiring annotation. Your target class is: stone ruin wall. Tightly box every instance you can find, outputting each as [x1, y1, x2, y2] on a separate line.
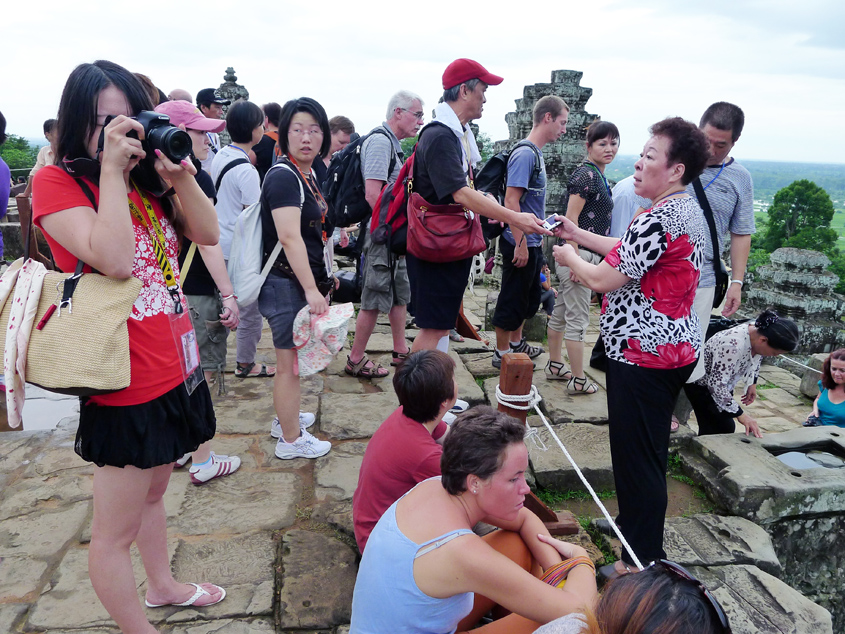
[492, 69, 600, 216]
[215, 67, 249, 147]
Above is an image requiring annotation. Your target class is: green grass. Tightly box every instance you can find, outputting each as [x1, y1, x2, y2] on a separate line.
[535, 487, 615, 507]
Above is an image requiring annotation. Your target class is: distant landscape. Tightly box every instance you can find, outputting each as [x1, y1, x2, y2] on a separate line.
[606, 155, 845, 248]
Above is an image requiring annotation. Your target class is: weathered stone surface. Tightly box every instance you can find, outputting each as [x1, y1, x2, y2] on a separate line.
[167, 533, 275, 620]
[0, 604, 29, 634]
[213, 394, 279, 435]
[321, 392, 398, 440]
[324, 375, 368, 394]
[529, 423, 614, 491]
[314, 442, 367, 501]
[0, 474, 93, 518]
[683, 428, 845, 523]
[0, 501, 89, 559]
[22, 435, 92, 479]
[311, 499, 355, 541]
[664, 514, 780, 576]
[692, 564, 832, 634]
[0, 555, 49, 601]
[459, 352, 500, 379]
[800, 353, 827, 398]
[450, 351, 486, 406]
[364, 332, 409, 354]
[173, 618, 276, 633]
[171, 472, 300, 535]
[279, 530, 357, 629]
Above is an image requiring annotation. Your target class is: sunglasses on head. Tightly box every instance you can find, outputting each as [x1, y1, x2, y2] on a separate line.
[649, 559, 731, 633]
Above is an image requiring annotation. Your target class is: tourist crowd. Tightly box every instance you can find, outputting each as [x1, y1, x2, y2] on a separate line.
[8, 52, 817, 633]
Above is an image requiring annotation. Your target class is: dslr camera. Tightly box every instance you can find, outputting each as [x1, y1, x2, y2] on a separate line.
[127, 111, 192, 163]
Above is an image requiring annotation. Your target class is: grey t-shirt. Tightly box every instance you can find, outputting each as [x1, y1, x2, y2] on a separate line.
[533, 613, 587, 634]
[361, 124, 403, 187]
[685, 158, 755, 288]
[503, 142, 546, 247]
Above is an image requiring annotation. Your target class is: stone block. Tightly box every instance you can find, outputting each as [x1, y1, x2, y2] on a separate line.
[364, 332, 409, 354]
[800, 353, 827, 398]
[0, 604, 29, 634]
[279, 530, 357, 629]
[0, 555, 49, 602]
[529, 423, 614, 491]
[311, 499, 355, 541]
[212, 392, 280, 435]
[683, 428, 845, 523]
[314, 442, 368, 502]
[521, 312, 549, 343]
[324, 375, 368, 394]
[691, 564, 832, 634]
[174, 619, 276, 633]
[321, 392, 398, 440]
[450, 351, 486, 406]
[0, 475, 93, 519]
[663, 514, 780, 576]
[0, 501, 89, 559]
[171, 472, 300, 536]
[459, 352, 500, 379]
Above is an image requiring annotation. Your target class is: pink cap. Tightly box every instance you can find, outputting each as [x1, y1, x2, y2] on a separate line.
[442, 58, 503, 90]
[154, 100, 226, 133]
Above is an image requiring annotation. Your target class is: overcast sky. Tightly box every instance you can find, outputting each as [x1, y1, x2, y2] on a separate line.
[3, 0, 844, 165]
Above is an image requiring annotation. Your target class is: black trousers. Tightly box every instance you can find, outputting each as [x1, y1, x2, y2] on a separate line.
[684, 382, 737, 435]
[606, 358, 695, 566]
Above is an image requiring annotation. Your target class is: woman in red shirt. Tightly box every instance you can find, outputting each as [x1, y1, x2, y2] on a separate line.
[32, 60, 225, 632]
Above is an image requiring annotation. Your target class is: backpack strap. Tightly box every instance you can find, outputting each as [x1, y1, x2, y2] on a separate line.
[214, 157, 250, 191]
[692, 177, 722, 282]
[259, 161, 305, 277]
[506, 140, 543, 204]
[367, 127, 399, 180]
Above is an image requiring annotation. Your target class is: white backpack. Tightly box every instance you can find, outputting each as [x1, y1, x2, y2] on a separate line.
[227, 162, 304, 307]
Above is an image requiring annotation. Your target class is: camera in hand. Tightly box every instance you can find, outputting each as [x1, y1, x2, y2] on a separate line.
[128, 111, 192, 163]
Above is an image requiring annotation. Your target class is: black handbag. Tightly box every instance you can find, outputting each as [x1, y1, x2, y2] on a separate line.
[692, 177, 730, 308]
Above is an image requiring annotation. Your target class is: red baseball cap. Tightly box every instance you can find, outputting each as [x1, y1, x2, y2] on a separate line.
[154, 100, 226, 133]
[442, 58, 503, 90]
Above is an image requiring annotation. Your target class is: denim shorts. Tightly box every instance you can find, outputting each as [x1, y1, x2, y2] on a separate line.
[258, 273, 306, 350]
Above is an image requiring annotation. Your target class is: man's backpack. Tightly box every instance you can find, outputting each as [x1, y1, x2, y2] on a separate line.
[322, 128, 396, 229]
[227, 162, 303, 308]
[474, 141, 543, 243]
[369, 152, 416, 256]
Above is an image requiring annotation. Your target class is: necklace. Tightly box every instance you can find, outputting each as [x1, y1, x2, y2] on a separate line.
[585, 161, 612, 198]
[287, 155, 328, 242]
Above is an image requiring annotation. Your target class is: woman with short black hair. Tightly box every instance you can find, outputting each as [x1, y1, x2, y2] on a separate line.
[553, 117, 710, 579]
[260, 97, 334, 460]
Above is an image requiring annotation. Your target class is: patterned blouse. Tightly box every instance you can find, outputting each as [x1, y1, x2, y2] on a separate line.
[601, 195, 706, 369]
[693, 323, 761, 415]
[567, 163, 613, 238]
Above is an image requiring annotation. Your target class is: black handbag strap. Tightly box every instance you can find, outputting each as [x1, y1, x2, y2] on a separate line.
[215, 157, 250, 191]
[692, 177, 721, 279]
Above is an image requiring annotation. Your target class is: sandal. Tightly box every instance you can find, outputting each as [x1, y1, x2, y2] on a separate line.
[145, 582, 226, 608]
[345, 354, 389, 379]
[568, 376, 598, 395]
[670, 415, 680, 433]
[391, 348, 411, 366]
[235, 362, 276, 378]
[545, 360, 573, 382]
[449, 328, 465, 343]
[597, 561, 635, 585]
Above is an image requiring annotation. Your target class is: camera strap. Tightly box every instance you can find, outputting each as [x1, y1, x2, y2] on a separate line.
[127, 180, 183, 313]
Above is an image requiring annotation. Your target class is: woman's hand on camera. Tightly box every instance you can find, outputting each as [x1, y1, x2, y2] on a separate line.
[536, 533, 589, 561]
[305, 287, 329, 316]
[102, 115, 145, 174]
[219, 296, 240, 329]
[153, 149, 196, 182]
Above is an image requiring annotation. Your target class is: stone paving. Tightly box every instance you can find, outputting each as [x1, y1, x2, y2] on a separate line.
[0, 287, 831, 633]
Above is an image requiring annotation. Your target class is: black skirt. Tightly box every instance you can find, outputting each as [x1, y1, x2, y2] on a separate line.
[75, 381, 216, 469]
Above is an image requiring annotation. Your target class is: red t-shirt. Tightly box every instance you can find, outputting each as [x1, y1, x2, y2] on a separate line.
[352, 407, 445, 552]
[32, 165, 186, 406]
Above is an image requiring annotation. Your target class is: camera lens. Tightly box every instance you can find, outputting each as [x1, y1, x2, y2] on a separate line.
[148, 127, 192, 163]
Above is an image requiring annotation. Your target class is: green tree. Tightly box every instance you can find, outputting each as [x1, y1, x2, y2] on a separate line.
[761, 179, 837, 252]
[400, 135, 417, 158]
[0, 134, 39, 171]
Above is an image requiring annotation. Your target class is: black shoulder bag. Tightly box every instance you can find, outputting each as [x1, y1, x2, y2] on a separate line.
[692, 177, 730, 308]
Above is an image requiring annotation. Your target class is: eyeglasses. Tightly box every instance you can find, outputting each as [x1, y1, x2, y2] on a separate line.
[650, 560, 731, 633]
[401, 108, 425, 121]
[290, 127, 324, 137]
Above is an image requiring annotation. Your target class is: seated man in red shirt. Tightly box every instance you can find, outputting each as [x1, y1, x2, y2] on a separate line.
[352, 350, 458, 552]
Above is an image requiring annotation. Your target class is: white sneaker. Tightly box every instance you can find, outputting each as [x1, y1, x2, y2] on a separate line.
[174, 453, 192, 468]
[274, 428, 332, 460]
[450, 399, 469, 413]
[271, 413, 315, 438]
[443, 411, 457, 426]
[189, 452, 241, 485]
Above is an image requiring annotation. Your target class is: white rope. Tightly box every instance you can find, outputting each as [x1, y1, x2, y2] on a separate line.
[776, 354, 823, 374]
[496, 383, 644, 570]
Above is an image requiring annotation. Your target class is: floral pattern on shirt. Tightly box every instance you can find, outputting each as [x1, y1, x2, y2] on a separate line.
[601, 196, 706, 368]
[694, 323, 761, 414]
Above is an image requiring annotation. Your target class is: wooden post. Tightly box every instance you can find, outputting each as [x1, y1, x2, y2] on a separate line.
[498, 353, 578, 535]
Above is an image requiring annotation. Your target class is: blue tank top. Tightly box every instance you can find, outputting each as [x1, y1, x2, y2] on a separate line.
[350, 494, 474, 634]
[817, 380, 845, 427]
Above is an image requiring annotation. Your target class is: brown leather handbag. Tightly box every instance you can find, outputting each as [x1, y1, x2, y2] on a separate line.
[406, 192, 486, 263]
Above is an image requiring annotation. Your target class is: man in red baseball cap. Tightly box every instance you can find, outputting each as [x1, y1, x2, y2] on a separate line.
[405, 59, 550, 355]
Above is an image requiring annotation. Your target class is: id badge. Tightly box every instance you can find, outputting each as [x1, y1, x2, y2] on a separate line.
[169, 310, 204, 395]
